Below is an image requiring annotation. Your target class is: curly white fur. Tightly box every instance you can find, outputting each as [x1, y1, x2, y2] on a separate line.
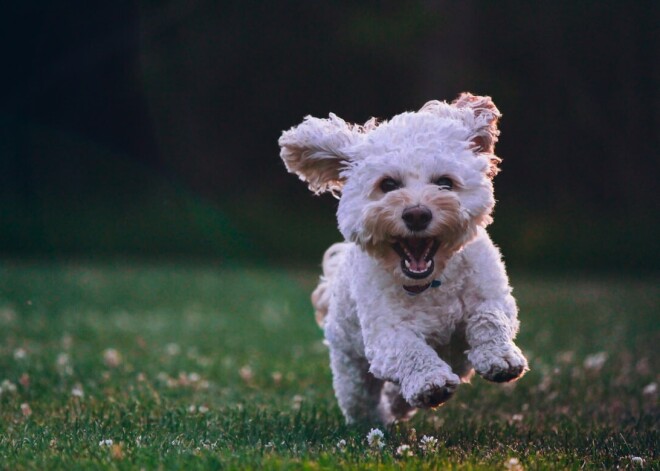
[279, 93, 528, 425]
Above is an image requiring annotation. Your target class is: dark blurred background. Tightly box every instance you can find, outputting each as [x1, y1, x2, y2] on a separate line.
[1, 1, 658, 272]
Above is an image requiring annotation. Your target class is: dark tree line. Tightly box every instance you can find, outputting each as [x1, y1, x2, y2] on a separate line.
[0, 1, 658, 261]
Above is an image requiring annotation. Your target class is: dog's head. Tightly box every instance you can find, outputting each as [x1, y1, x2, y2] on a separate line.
[279, 93, 502, 288]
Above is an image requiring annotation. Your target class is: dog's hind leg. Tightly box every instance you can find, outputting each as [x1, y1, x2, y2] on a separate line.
[311, 242, 351, 328]
[378, 382, 416, 425]
[329, 347, 384, 424]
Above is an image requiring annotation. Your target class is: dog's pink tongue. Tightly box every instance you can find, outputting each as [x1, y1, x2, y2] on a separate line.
[408, 258, 429, 272]
[404, 239, 431, 271]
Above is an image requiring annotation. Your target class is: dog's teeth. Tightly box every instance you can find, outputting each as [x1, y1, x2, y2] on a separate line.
[404, 260, 411, 269]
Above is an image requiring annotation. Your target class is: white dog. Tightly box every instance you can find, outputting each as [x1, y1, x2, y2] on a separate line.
[279, 93, 528, 425]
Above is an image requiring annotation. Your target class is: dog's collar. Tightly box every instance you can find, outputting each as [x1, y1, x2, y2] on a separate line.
[403, 279, 441, 295]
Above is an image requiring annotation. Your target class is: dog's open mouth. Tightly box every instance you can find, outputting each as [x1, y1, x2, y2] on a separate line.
[392, 237, 440, 279]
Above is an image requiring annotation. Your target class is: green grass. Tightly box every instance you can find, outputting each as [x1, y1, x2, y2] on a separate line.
[0, 261, 657, 469]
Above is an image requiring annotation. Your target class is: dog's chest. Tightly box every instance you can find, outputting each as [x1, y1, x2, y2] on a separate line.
[397, 285, 466, 347]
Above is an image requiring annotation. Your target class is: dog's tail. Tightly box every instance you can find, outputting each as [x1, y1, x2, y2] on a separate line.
[311, 242, 350, 328]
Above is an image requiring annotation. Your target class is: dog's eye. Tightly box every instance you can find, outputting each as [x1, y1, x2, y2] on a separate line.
[433, 177, 453, 190]
[379, 178, 401, 193]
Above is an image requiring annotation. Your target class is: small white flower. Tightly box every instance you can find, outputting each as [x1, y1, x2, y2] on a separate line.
[55, 352, 73, 375]
[631, 456, 645, 466]
[13, 348, 27, 360]
[419, 435, 439, 453]
[291, 394, 304, 410]
[198, 405, 209, 414]
[165, 343, 181, 356]
[504, 457, 523, 470]
[336, 439, 347, 452]
[396, 444, 413, 457]
[171, 438, 183, 447]
[1, 379, 17, 394]
[20, 402, 32, 417]
[264, 441, 275, 449]
[157, 372, 169, 382]
[56, 353, 70, 368]
[199, 440, 217, 451]
[99, 439, 113, 447]
[583, 352, 608, 371]
[642, 382, 657, 396]
[71, 384, 84, 398]
[188, 372, 201, 383]
[239, 366, 253, 383]
[366, 428, 385, 449]
[102, 348, 122, 368]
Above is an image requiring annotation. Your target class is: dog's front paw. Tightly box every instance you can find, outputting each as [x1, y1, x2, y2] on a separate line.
[469, 342, 528, 383]
[403, 372, 460, 409]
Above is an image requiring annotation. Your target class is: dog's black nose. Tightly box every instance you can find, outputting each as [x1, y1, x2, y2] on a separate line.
[402, 205, 432, 231]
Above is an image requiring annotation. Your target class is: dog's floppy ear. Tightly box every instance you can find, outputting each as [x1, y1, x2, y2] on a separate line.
[279, 114, 363, 195]
[451, 92, 502, 178]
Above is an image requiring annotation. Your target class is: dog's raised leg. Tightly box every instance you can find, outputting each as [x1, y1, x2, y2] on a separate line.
[466, 310, 528, 382]
[363, 328, 462, 411]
